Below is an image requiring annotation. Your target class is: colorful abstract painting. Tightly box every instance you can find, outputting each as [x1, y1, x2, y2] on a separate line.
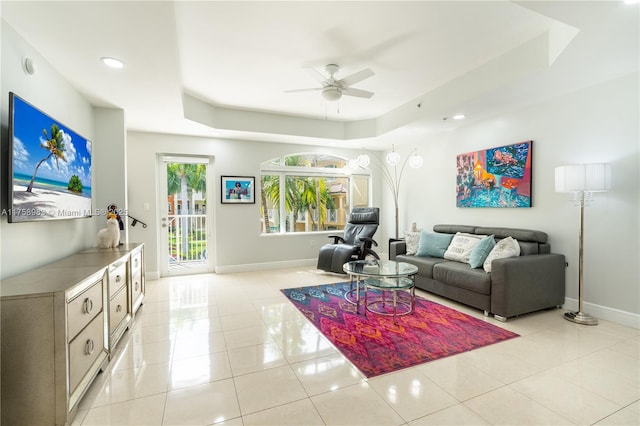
[456, 141, 532, 208]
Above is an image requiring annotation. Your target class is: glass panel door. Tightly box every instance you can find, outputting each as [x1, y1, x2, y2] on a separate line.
[159, 156, 212, 276]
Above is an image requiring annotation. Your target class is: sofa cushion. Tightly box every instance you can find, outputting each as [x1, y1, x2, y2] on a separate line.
[444, 232, 487, 263]
[475, 226, 547, 244]
[469, 235, 496, 268]
[396, 254, 446, 279]
[404, 231, 421, 255]
[416, 231, 454, 258]
[483, 236, 521, 272]
[517, 241, 540, 255]
[433, 261, 492, 295]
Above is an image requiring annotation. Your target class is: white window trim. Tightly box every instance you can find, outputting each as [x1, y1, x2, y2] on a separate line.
[260, 161, 371, 235]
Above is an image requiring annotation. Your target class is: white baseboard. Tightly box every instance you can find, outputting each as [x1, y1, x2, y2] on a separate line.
[146, 271, 160, 281]
[563, 297, 640, 329]
[215, 258, 317, 274]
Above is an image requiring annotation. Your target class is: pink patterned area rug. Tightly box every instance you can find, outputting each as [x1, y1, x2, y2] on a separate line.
[281, 282, 519, 378]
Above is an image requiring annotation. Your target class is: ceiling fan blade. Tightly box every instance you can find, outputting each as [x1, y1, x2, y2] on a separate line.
[338, 68, 374, 87]
[342, 87, 374, 99]
[284, 87, 323, 93]
[304, 67, 329, 84]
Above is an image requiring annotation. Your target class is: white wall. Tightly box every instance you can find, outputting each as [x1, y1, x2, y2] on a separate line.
[127, 132, 381, 278]
[93, 108, 128, 242]
[395, 72, 639, 325]
[1, 22, 97, 278]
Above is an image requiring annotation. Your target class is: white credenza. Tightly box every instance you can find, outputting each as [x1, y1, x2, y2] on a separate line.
[0, 243, 145, 426]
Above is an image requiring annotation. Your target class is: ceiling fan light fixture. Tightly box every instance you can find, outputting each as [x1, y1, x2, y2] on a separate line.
[322, 86, 342, 101]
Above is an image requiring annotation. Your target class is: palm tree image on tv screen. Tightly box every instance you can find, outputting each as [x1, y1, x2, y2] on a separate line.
[8, 93, 92, 222]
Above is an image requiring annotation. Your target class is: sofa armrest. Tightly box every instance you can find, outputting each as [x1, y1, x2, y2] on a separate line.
[491, 253, 566, 318]
[389, 241, 407, 260]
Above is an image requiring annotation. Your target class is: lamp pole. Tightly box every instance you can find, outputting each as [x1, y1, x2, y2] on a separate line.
[378, 147, 423, 239]
[564, 191, 598, 325]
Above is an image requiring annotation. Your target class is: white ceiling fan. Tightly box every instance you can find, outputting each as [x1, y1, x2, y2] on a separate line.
[285, 64, 375, 101]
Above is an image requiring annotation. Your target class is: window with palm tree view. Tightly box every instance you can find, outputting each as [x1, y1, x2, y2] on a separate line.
[260, 154, 370, 234]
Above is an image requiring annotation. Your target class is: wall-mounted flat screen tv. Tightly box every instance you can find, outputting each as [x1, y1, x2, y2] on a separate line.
[8, 92, 93, 223]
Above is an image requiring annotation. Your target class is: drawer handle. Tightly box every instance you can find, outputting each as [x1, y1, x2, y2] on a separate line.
[116, 304, 122, 313]
[83, 298, 94, 314]
[115, 275, 121, 283]
[85, 339, 95, 355]
[134, 259, 138, 267]
[134, 281, 139, 291]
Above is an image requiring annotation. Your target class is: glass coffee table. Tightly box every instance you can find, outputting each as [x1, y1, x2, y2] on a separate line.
[343, 260, 419, 319]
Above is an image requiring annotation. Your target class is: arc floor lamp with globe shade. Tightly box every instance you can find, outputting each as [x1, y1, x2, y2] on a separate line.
[353, 146, 423, 239]
[555, 163, 611, 325]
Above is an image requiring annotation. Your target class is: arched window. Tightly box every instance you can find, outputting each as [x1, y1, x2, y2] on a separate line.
[260, 153, 370, 234]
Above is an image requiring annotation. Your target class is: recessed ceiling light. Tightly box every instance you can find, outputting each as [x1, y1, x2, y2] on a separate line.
[452, 114, 466, 120]
[101, 57, 125, 69]
[624, 0, 639, 5]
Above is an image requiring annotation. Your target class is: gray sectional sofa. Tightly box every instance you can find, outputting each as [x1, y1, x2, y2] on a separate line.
[390, 224, 566, 321]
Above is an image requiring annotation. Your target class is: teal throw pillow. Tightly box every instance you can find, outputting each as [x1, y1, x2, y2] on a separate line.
[468, 235, 496, 268]
[416, 231, 454, 258]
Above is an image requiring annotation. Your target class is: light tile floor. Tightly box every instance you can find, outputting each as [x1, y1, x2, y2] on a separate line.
[74, 268, 639, 425]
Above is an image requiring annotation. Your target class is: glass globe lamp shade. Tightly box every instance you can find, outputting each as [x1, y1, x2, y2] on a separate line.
[409, 154, 424, 169]
[386, 151, 400, 166]
[348, 158, 360, 169]
[357, 154, 371, 168]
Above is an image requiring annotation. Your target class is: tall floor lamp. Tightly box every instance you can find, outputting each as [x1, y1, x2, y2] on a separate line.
[353, 146, 423, 238]
[555, 163, 611, 325]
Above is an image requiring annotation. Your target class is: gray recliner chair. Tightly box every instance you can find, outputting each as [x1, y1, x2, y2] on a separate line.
[317, 207, 380, 274]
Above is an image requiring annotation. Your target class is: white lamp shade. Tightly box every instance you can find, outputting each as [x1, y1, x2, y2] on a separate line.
[357, 154, 371, 167]
[386, 151, 400, 166]
[408, 154, 424, 169]
[555, 163, 611, 192]
[348, 158, 360, 169]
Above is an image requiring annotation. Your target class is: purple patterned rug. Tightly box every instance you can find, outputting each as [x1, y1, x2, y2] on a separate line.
[281, 282, 519, 377]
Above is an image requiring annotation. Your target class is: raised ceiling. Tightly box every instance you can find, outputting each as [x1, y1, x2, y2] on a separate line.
[2, 1, 638, 149]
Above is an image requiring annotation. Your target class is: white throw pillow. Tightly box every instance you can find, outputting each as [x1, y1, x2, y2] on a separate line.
[404, 230, 421, 255]
[443, 232, 487, 263]
[483, 236, 521, 272]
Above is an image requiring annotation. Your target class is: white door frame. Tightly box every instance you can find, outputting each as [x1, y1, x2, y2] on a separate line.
[158, 154, 215, 277]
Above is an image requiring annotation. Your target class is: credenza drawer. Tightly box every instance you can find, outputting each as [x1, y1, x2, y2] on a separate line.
[132, 271, 143, 305]
[131, 250, 142, 277]
[108, 261, 127, 296]
[68, 312, 104, 394]
[67, 279, 103, 340]
[109, 285, 128, 335]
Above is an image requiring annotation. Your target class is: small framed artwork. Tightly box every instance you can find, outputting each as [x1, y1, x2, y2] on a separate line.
[221, 176, 255, 204]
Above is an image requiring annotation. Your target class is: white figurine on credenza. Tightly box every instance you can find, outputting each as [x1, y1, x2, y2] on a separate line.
[97, 213, 121, 248]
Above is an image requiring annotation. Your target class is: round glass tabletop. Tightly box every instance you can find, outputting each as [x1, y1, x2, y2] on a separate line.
[343, 259, 418, 278]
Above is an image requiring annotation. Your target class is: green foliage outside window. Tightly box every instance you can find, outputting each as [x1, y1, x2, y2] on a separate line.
[260, 153, 366, 234]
